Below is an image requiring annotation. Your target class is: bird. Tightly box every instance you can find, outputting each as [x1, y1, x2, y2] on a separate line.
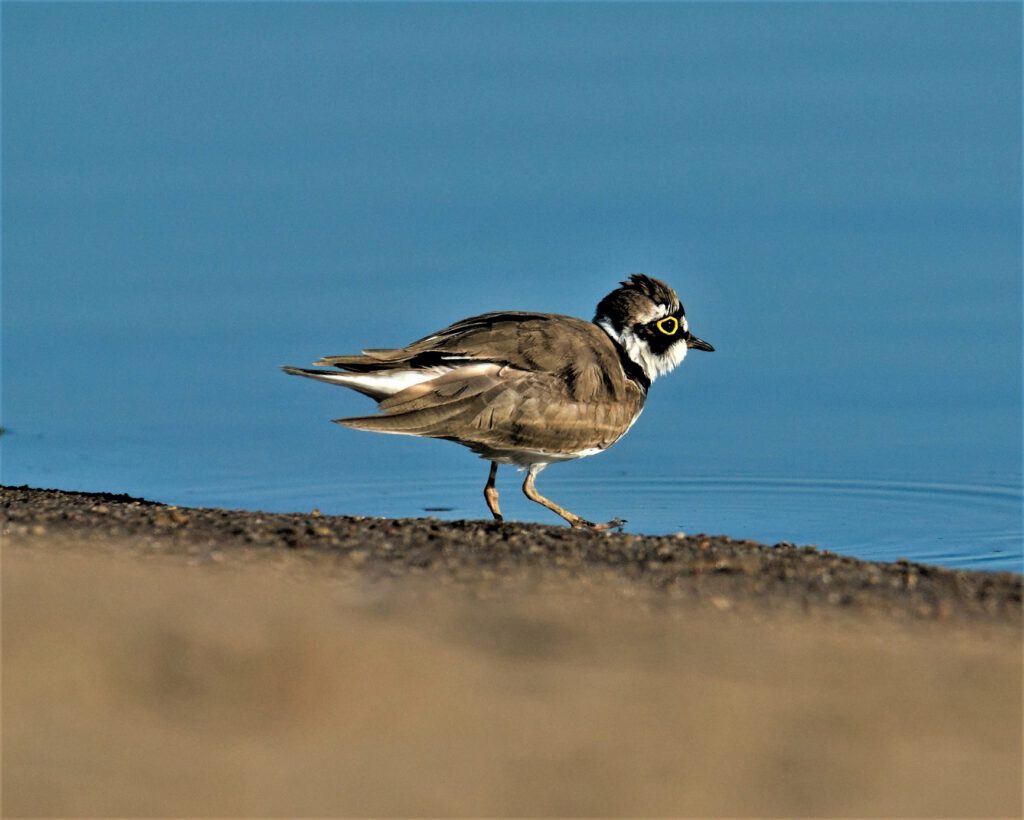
[283, 274, 713, 530]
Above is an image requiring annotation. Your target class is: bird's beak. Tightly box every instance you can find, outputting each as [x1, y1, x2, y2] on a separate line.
[687, 334, 715, 352]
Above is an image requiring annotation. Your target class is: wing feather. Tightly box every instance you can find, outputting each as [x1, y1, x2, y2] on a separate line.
[335, 361, 640, 455]
[315, 312, 629, 402]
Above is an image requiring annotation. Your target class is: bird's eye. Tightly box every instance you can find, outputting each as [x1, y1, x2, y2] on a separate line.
[656, 316, 679, 335]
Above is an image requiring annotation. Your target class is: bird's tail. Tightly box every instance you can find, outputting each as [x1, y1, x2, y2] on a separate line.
[281, 365, 390, 399]
[335, 402, 471, 436]
[282, 365, 353, 385]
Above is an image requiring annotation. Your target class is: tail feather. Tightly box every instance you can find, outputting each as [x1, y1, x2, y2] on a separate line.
[335, 399, 478, 437]
[335, 415, 423, 434]
[314, 350, 410, 371]
[287, 360, 504, 437]
[281, 365, 350, 384]
[281, 365, 388, 399]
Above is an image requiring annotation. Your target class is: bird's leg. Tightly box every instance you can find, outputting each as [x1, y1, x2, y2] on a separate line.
[521, 466, 625, 531]
[483, 461, 503, 521]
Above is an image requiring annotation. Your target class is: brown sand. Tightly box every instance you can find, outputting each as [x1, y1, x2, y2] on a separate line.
[2, 486, 1022, 817]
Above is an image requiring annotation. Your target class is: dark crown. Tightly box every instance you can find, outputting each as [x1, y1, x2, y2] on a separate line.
[593, 274, 682, 330]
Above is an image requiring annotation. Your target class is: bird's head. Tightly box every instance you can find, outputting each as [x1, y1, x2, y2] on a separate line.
[594, 273, 714, 383]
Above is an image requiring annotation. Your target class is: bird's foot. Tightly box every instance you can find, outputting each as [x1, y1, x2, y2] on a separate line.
[572, 517, 626, 532]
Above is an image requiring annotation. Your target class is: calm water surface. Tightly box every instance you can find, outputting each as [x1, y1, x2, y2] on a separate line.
[3, 4, 1021, 570]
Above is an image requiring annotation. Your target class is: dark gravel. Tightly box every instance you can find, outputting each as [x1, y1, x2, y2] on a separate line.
[3, 484, 1020, 624]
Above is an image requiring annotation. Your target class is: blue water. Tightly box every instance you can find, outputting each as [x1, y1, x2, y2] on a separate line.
[3, 4, 1021, 571]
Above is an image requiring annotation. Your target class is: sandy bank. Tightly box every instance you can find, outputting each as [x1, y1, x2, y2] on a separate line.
[2, 485, 1021, 816]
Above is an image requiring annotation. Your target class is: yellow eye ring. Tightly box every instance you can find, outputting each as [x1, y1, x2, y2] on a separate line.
[656, 316, 679, 335]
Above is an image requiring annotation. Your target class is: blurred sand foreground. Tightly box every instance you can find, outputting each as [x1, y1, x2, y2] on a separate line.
[3, 539, 1021, 818]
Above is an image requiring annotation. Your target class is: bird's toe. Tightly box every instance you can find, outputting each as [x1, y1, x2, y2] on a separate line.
[571, 517, 626, 532]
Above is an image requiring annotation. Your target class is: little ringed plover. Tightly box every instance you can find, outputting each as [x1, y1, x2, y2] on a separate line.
[283, 274, 713, 529]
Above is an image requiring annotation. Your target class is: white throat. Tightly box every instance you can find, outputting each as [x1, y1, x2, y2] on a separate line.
[597, 317, 688, 382]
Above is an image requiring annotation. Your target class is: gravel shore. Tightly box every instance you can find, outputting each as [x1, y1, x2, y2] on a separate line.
[3, 484, 1020, 624]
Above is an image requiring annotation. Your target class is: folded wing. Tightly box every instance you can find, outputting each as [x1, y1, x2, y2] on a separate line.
[285, 311, 644, 458]
[315, 312, 630, 403]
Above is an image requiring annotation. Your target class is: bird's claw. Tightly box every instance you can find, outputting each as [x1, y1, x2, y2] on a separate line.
[573, 517, 626, 532]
